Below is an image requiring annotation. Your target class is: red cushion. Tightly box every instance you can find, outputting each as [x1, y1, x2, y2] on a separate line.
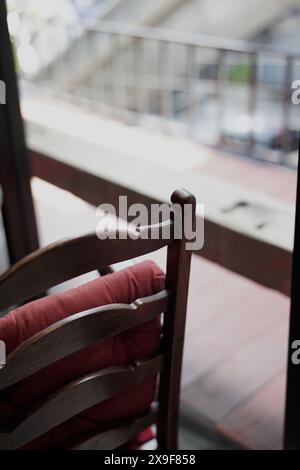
[0, 260, 165, 449]
[124, 427, 155, 450]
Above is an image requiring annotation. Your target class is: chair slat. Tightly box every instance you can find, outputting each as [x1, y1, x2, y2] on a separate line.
[0, 356, 163, 450]
[0, 290, 168, 391]
[73, 405, 158, 450]
[0, 221, 173, 311]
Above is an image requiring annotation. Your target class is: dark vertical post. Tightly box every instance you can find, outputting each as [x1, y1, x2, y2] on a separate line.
[157, 189, 195, 449]
[284, 135, 300, 449]
[0, 1, 39, 263]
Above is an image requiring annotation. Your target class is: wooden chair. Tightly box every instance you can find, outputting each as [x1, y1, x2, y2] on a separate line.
[0, 189, 195, 450]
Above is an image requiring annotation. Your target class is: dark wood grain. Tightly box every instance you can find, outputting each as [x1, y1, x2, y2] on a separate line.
[218, 371, 285, 450]
[157, 189, 195, 449]
[0, 222, 172, 312]
[0, 3, 39, 263]
[0, 291, 168, 391]
[0, 357, 163, 450]
[73, 406, 158, 450]
[0, 189, 194, 450]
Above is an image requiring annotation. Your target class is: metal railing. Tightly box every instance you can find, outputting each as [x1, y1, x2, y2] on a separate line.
[20, 20, 300, 167]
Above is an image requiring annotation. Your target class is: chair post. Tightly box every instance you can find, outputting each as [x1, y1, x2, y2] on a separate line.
[157, 189, 196, 449]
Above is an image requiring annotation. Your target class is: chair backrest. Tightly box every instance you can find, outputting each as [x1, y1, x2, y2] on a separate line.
[0, 189, 195, 450]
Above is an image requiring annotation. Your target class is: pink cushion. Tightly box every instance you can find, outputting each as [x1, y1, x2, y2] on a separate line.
[0, 260, 165, 449]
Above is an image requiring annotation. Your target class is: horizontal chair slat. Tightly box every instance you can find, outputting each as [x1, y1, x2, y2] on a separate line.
[73, 405, 159, 450]
[0, 222, 173, 311]
[0, 290, 169, 391]
[0, 357, 163, 450]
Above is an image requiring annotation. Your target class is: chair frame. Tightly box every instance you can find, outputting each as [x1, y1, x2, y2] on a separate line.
[0, 189, 195, 450]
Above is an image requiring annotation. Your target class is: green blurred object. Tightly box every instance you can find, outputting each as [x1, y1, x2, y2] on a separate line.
[229, 63, 251, 82]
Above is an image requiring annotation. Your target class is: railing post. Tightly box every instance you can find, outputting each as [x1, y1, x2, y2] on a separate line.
[186, 44, 196, 139]
[134, 37, 147, 123]
[215, 49, 225, 146]
[281, 56, 293, 161]
[109, 33, 117, 118]
[247, 52, 257, 155]
[159, 40, 172, 134]
[115, 34, 127, 123]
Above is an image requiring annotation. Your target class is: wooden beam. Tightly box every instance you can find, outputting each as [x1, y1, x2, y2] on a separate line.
[0, 2, 39, 263]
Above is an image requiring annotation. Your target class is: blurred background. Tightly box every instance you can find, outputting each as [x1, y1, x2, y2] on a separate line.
[7, 0, 300, 165]
[2, 0, 300, 450]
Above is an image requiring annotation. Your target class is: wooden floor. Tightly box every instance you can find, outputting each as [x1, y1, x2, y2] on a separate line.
[182, 255, 289, 450]
[0, 164, 293, 450]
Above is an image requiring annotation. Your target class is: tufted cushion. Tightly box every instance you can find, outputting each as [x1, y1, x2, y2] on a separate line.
[0, 260, 165, 449]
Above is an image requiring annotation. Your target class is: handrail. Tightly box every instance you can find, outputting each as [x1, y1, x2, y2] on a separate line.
[83, 19, 300, 60]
